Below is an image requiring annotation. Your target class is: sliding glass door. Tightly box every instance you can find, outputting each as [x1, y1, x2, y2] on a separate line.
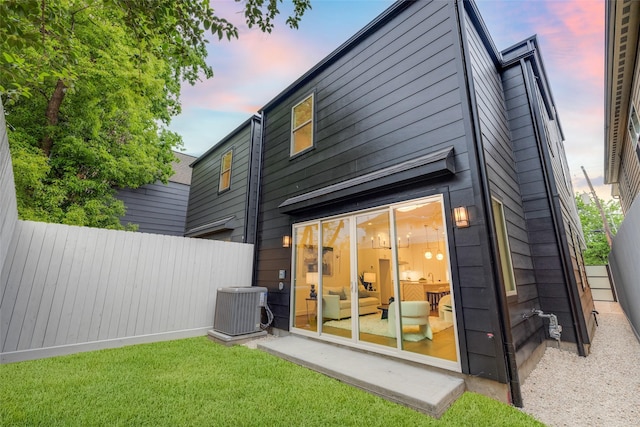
[291, 195, 458, 367]
[355, 211, 396, 347]
[320, 218, 352, 339]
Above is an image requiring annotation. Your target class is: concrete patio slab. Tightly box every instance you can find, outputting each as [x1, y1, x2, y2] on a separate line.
[258, 335, 465, 419]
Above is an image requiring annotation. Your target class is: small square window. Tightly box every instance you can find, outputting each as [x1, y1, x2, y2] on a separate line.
[291, 94, 314, 156]
[219, 150, 233, 192]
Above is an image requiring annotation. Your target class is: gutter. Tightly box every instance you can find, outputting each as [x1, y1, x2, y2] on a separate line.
[520, 59, 588, 357]
[244, 115, 260, 245]
[251, 112, 266, 286]
[456, 0, 522, 407]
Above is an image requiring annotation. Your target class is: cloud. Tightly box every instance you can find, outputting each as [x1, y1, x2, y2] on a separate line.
[177, 2, 336, 116]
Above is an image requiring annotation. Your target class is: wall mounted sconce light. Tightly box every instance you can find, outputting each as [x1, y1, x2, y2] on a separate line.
[282, 235, 291, 248]
[454, 206, 470, 228]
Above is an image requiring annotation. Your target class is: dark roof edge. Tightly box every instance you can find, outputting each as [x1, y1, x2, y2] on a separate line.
[190, 114, 261, 167]
[260, 0, 411, 113]
[504, 36, 565, 141]
[184, 215, 236, 237]
[462, 0, 502, 67]
[463, 1, 564, 140]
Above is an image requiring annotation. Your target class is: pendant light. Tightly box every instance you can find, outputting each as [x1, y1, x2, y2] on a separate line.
[423, 225, 433, 260]
[435, 227, 444, 261]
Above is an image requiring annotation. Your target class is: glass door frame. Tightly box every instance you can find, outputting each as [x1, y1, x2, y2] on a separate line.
[289, 195, 461, 372]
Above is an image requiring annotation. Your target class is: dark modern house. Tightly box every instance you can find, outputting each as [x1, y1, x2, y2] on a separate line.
[184, 115, 262, 242]
[189, 0, 595, 405]
[117, 151, 196, 235]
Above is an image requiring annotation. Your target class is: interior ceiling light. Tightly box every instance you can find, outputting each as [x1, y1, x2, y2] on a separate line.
[424, 225, 432, 259]
[436, 227, 444, 261]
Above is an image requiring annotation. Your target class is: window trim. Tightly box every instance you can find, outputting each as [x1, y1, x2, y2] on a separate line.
[218, 149, 233, 193]
[290, 93, 314, 157]
[628, 104, 640, 144]
[629, 105, 640, 157]
[491, 197, 517, 297]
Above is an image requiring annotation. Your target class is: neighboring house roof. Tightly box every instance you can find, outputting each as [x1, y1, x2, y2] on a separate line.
[604, 0, 640, 184]
[170, 151, 197, 185]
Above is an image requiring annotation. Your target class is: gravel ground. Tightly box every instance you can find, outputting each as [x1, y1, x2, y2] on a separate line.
[521, 302, 640, 426]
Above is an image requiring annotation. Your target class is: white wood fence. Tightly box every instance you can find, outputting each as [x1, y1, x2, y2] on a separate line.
[1, 101, 255, 363]
[0, 99, 17, 271]
[1, 221, 253, 362]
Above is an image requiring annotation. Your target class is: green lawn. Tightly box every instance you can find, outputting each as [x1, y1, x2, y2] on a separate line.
[0, 337, 543, 426]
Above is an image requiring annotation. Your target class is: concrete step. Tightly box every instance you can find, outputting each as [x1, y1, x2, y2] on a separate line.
[258, 335, 465, 419]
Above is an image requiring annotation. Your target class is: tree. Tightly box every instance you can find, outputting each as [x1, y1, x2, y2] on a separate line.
[1, 0, 311, 228]
[575, 193, 623, 265]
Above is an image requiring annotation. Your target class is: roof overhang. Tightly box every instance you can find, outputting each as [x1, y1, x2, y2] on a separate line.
[605, 0, 640, 184]
[278, 146, 455, 214]
[184, 216, 235, 237]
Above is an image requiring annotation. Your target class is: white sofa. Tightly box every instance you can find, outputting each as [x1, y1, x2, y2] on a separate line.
[322, 286, 380, 320]
[387, 300, 432, 340]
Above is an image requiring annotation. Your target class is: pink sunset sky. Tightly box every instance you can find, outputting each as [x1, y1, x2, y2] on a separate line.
[169, 0, 607, 199]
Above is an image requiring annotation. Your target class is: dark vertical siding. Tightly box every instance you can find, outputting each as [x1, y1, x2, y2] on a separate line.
[186, 120, 255, 242]
[117, 181, 190, 236]
[527, 65, 596, 344]
[501, 61, 591, 348]
[257, 0, 507, 382]
[464, 11, 543, 369]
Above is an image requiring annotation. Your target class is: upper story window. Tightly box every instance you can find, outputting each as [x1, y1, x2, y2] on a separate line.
[629, 105, 640, 145]
[218, 149, 233, 192]
[291, 93, 314, 156]
[491, 197, 517, 297]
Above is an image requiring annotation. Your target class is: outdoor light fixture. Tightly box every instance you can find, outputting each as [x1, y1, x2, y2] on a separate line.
[282, 235, 291, 248]
[454, 206, 470, 228]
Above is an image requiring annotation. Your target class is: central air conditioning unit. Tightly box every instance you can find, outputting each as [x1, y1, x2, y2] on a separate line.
[213, 287, 268, 336]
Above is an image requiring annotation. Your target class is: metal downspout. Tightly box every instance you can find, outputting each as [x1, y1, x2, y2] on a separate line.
[455, 0, 522, 407]
[251, 114, 265, 287]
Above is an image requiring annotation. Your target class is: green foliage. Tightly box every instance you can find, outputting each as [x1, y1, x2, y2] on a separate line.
[1, 0, 311, 228]
[575, 193, 623, 265]
[0, 337, 542, 426]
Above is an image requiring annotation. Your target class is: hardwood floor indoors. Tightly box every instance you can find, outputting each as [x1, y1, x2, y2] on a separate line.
[294, 310, 457, 362]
